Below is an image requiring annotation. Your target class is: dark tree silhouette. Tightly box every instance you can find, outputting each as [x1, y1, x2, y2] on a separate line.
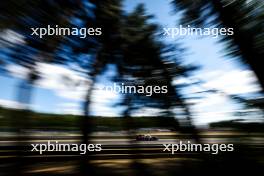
[0, 1, 98, 175]
[172, 0, 264, 92]
[112, 5, 201, 175]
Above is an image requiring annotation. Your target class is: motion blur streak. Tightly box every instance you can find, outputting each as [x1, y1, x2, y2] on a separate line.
[0, 0, 263, 176]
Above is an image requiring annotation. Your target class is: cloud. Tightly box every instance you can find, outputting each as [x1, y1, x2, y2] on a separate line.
[172, 76, 194, 85]
[180, 69, 261, 125]
[202, 69, 261, 94]
[5, 63, 122, 116]
[0, 99, 27, 109]
[192, 93, 230, 109]
[6, 63, 91, 101]
[35, 63, 91, 101]
[190, 93, 238, 124]
[174, 69, 261, 95]
[56, 87, 121, 116]
[56, 102, 82, 115]
[5, 62, 262, 123]
[6, 64, 30, 79]
[132, 107, 163, 117]
[193, 111, 236, 125]
[0, 29, 25, 48]
[89, 84, 121, 116]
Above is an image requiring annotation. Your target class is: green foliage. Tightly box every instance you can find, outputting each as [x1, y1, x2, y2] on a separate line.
[0, 106, 178, 131]
[210, 119, 264, 132]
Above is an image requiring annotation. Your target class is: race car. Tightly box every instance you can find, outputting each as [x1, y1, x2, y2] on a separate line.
[136, 134, 158, 141]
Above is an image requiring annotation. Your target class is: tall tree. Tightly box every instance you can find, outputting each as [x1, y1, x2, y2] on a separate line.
[115, 4, 201, 174]
[172, 0, 264, 92]
[67, 1, 124, 175]
[0, 1, 97, 175]
[118, 3, 198, 129]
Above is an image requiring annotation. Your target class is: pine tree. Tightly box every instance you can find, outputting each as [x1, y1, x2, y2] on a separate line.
[172, 0, 264, 91]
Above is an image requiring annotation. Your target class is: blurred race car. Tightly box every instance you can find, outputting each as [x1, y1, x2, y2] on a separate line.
[136, 135, 158, 141]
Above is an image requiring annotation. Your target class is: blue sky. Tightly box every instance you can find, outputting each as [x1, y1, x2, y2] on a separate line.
[0, 0, 261, 125]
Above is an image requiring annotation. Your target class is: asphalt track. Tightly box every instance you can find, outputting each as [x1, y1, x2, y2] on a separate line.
[0, 133, 263, 162]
